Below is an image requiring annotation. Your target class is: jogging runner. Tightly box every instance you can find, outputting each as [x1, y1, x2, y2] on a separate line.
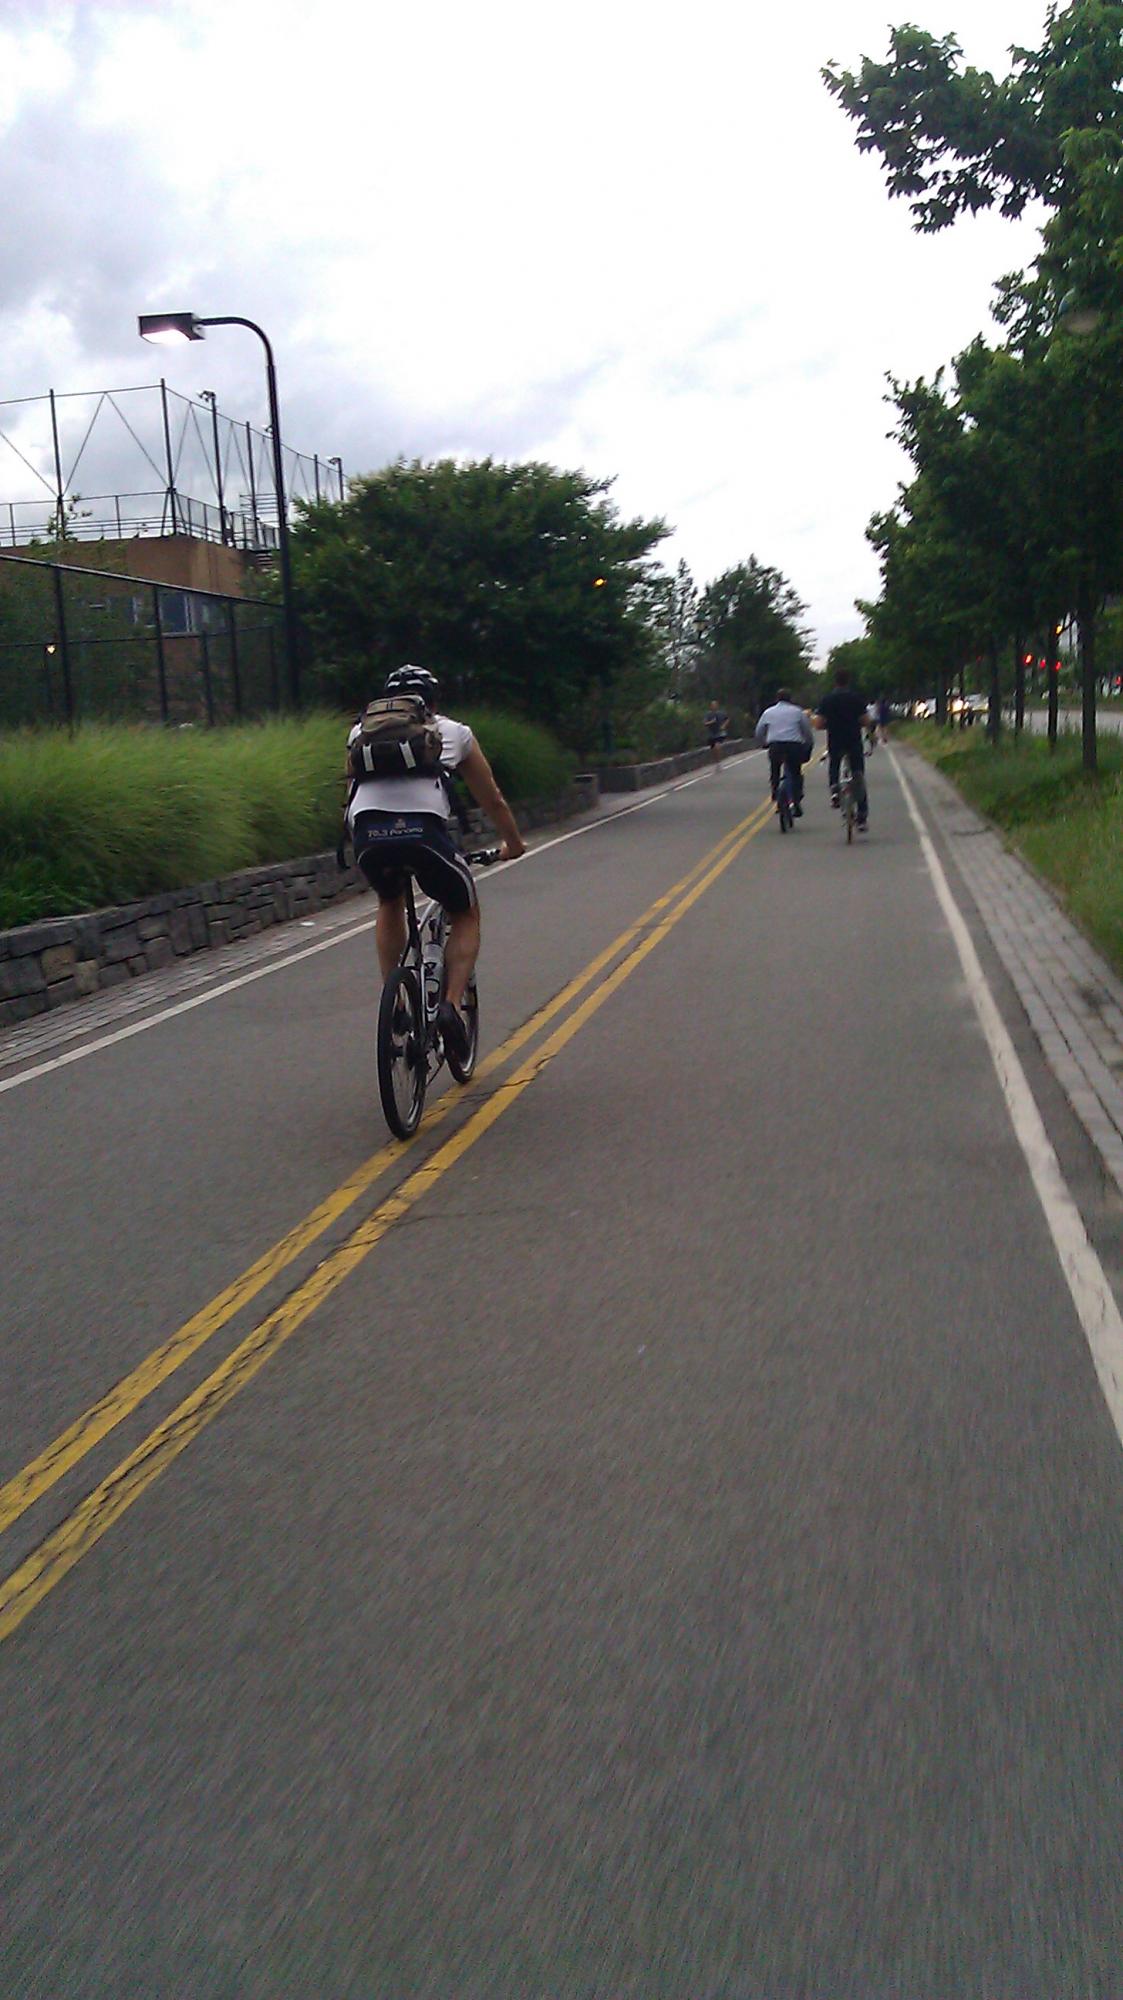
[345, 666, 526, 1060]
[704, 700, 729, 772]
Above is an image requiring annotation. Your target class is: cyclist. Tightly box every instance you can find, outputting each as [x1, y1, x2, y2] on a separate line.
[813, 667, 872, 831]
[755, 688, 813, 815]
[704, 699, 729, 772]
[345, 666, 526, 1061]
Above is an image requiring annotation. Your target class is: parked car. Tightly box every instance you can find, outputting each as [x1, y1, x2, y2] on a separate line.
[949, 693, 988, 724]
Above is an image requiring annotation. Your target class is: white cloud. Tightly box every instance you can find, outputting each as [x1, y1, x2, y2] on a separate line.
[0, 0, 1053, 658]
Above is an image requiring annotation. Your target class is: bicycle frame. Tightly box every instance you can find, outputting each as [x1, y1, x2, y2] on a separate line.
[838, 754, 867, 842]
[374, 844, 500, 1139]
[398, 844, 500, 1078]
[395, 878, 444, 1082]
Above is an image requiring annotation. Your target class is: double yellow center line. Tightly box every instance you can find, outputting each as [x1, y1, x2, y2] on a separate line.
[0, 798, 773, 1643]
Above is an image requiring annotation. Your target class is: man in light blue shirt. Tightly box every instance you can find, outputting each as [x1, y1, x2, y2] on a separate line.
[755, 690, 813, 815]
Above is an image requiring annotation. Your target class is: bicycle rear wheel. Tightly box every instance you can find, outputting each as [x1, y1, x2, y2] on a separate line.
[377, 967, 426, 1138]
[446, 974, 479, 1083]
[778, 786, 792, 832]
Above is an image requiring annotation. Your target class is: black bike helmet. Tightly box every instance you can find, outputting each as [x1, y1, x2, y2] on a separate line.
[385, 664, 439, 706]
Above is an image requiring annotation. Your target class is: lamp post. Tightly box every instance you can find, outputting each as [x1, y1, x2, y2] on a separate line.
[138, 311, 301, 707]
[199, 390, 228, 546]
[1055, 291, 1107, 773]
[1058, 293, 1102, 338]
[591, 575, 614, 758]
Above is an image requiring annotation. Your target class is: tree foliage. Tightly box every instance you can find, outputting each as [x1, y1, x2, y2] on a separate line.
[290, 457, 670, 757]
[693, 559, 813, 719]
[824, 5, 1123, 234]
[826, 1, 1123, 762]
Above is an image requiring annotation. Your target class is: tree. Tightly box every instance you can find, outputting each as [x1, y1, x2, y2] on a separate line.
[694, 559, 813, 721]
[289, 457, 670, 758]
[826, 4, 1123, 768]
[823, 6, 1123, 236]
[864, 480, 978, 723]
[652, 558, 701, 699]
[824, 634, 898, 700]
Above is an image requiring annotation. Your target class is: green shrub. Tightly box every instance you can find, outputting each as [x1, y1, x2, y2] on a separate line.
[621, 700, 710, 761]
[458, 709, 576, 800]
[0, 708, 574, 928]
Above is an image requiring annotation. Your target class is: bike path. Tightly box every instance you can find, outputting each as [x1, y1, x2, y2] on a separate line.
[0, 760, 762, 1544]
[5, 753, 1123, 1993]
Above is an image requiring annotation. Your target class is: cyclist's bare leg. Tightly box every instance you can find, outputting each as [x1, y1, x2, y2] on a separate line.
[443, 904, 481, 1012]
[376, 894, 407, 980]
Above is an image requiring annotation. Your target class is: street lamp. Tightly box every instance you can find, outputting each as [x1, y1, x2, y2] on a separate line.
[1053, 291, 1108, 772]
[1058, 291, 1102, 338]
[327, 455, 345, 504]
[138, 311, 301, 706]
[590, 575, 612, 756]
[199, 391, 228, 546]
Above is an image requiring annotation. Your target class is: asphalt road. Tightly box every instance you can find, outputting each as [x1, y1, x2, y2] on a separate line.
[4, 747, 1123, 1997]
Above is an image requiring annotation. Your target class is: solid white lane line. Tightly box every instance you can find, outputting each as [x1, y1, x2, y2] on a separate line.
[0, 751, 765, 1095]
[896, 755, 1123, 1453]
[0, 920, 381, 1098]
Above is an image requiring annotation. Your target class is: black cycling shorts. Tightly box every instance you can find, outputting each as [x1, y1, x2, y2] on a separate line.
[351, 810, 478, 915]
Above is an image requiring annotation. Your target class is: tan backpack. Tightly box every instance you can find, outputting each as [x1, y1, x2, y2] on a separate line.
[349, 695, 444, 780]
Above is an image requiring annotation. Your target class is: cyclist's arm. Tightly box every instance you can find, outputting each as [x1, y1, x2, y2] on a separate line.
[456, 743, 527, 861]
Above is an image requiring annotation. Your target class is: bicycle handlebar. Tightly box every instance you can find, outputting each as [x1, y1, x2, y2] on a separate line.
[466, 847, 503, 867]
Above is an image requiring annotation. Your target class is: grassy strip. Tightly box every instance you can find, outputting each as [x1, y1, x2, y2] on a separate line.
[906, 724, 1123, 977]
[0, 711, 575, 929]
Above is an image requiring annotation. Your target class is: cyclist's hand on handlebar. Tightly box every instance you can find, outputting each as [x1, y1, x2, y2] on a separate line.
[500, 835, 527, 862]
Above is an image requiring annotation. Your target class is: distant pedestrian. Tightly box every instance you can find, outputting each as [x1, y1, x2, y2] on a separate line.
[704, 700, 729, 773]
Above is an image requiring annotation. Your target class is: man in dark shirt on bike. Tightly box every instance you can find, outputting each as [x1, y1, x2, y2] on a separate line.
[814, 668, 873, 831]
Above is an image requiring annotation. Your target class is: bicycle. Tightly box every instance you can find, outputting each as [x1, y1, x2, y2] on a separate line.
[376, 846, 501, 1139]
[837, 754, 868, 843]
[775, 761, 797, 833]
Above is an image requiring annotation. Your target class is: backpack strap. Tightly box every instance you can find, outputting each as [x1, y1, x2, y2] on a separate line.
[440, 768, 471, 833]
[337, 776, 358, 871]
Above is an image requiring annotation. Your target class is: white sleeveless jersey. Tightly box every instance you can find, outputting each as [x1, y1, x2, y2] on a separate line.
[346, 713, 474, 825]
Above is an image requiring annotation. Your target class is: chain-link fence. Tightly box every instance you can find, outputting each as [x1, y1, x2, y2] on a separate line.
[0, 553, 288, 728]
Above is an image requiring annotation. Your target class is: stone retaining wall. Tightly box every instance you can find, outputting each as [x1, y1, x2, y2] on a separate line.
[596, 739, 749, 792]
[0, 773, 601, 1028]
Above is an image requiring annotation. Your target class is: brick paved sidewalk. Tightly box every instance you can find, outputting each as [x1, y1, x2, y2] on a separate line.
[904, 748, 1123, 1197]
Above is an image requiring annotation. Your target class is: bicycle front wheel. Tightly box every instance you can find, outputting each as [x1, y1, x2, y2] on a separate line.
[446, 974, 479, 1083]
[377, 967, 426, 1138]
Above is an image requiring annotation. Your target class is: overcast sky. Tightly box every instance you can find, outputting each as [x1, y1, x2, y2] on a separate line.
[0, 0, 1050, 660]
